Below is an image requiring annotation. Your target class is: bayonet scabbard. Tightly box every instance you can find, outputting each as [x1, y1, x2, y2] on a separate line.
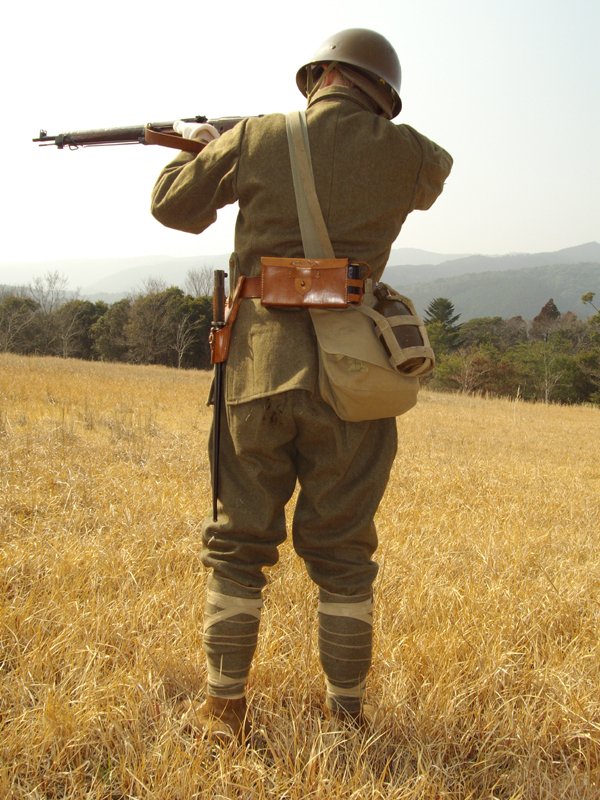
[210, 270, 227, 522]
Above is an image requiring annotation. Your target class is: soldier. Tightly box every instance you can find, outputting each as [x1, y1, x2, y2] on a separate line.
[151, 28, 452, 742]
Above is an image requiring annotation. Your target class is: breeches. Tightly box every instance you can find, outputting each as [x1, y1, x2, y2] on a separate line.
[201, 389, 398, 596]
[200, 389, 397, 706]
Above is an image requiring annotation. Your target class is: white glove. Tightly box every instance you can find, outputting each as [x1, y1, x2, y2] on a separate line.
[173, 120, 221, 144]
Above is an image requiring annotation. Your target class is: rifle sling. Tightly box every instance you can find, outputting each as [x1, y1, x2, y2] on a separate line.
[144, 125, 204, 153]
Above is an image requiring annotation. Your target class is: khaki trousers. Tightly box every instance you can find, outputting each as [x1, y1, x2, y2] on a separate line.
[200, 389, 397, 705]
[201, 389, 397, 595]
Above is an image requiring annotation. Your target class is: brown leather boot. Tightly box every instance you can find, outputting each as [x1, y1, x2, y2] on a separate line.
[324, 702, 377, 730]
[181, 695, 250, 744]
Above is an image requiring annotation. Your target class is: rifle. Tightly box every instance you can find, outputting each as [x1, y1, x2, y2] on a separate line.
[32, 116, 256, 153]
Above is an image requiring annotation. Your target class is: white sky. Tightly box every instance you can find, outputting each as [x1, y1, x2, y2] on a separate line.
[2, 0, 599, 279]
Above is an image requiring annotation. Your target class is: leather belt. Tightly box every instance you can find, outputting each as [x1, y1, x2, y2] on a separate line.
[238, 276, 262, 298]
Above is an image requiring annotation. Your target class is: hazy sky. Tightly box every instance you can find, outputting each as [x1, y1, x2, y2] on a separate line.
[2, 0, 599, 278]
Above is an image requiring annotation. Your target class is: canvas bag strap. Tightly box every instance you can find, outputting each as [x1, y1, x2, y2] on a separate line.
[285, 110, 335, 260]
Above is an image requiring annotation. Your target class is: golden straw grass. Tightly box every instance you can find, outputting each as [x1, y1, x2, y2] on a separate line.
[0, 354, 598, 799]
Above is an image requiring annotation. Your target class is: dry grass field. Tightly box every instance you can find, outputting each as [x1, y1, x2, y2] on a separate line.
[0, 353, 598, 799]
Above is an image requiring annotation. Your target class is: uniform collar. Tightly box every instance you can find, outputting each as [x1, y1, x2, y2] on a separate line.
[307, 85, 379, 115]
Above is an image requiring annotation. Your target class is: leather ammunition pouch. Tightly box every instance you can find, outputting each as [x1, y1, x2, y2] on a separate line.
[260, 257, 368, 308]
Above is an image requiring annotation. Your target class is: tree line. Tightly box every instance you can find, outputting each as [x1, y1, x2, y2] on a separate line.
[422, 295, 600, 404]
[2, 270, 599, 404]
[0, 269, 214, 370]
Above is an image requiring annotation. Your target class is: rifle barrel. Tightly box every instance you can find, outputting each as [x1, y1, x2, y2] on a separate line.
[33, 125, 148, 148]
[33, 116, 255, 149]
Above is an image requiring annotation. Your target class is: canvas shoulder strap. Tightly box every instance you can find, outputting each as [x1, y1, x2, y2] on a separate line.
[285, 110, 335, 260]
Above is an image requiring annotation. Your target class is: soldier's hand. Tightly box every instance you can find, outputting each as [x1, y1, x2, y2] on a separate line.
[173, 121, 221, 144]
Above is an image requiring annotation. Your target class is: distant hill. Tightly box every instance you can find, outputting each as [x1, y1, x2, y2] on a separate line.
[395, 262, 600, 321]
[2, 243, 599, 321]
[0, 254, 233, 295]
[0, 247, 472, 293]
[78, 248, 474, 296]
[80, 254, 233, 296]
[384, 242, 600, 287]
[0, 247, 469, 291]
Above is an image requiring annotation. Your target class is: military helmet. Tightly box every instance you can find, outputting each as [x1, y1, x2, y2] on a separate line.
[296, 28, 402, 118]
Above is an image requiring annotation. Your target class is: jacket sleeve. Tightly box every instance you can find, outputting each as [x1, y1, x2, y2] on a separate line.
[150, 120, 246, 234]
[404, 125, 453, 212]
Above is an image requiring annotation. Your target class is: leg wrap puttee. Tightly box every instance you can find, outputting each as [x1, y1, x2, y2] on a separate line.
[318, 590, 374, 714]
[203, 589, 263, 699]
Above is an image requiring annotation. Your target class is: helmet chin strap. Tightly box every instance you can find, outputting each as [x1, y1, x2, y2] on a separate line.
[306, 61, 397, 119]
[335, 64, 396, 119]
[306, 62, 338, 100]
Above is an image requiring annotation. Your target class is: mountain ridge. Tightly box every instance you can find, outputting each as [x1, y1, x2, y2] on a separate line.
[2, 243, 598, 322]
[396, 262, 600, 321]
[384, 242, 600, 288]
[2, 242, 597, 294]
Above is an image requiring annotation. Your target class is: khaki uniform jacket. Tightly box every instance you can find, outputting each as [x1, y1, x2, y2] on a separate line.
[151, 86, 452, 405]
